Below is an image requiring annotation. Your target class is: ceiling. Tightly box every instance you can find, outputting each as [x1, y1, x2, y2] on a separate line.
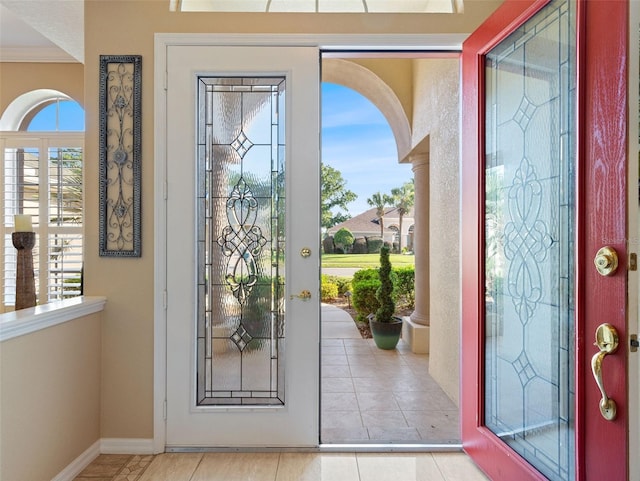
[0, 0, 83, 63]
[0, 0, 460, 64]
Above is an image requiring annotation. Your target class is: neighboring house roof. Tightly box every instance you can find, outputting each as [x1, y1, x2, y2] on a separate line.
[327, 206, 415, 236]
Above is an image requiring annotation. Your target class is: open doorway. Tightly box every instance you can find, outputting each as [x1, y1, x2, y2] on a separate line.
[319, 53, 462, 445]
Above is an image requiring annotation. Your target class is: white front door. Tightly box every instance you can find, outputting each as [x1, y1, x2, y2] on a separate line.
[164, 45, 320, 447]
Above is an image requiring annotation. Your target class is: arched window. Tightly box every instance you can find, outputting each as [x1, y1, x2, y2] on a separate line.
[0, 90, 84, 311]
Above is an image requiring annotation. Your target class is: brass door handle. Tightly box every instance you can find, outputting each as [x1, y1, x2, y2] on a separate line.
[290, 290, 311, 300]
[591, 323, 619, 421]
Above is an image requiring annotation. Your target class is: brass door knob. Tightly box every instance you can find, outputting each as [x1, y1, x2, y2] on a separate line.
[594, 246, 618, 276]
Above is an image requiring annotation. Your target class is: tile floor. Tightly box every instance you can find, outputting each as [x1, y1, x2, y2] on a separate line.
[73, 305, 465, 480]
[321, 304, 459, 444]
[74, 452, 489, 481]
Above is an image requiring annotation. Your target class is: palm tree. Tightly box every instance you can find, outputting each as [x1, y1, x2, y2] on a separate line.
[367, 191, 393, 238]
[390, 180, 415, 253]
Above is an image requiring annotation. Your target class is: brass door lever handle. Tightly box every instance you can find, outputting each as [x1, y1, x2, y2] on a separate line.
[591, 323, 619, 421]
[290, 290, 311, 300]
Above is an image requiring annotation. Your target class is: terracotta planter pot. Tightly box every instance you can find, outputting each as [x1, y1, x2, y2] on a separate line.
[369, 316, 403, 350]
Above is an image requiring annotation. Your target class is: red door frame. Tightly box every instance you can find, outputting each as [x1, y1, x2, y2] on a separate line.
[460, 1, 629, 480]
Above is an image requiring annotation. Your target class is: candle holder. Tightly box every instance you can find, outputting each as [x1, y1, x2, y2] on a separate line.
[12, 231, 36, 310]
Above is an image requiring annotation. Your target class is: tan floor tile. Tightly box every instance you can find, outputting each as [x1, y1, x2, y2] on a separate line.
[276, 453, 359, 481]
[137, 453, 202, 481]
[321, 354, 348, 365]
[361, 410, 407, 428]
[321, 392, 359, 411]
[357, 391, 400, 411]
[432, 453, 490, 480]
[321, 426, 370, 443]
[322, 376, 355, 393]
[191, 452, 279, 481]
[77, 463, 122, 477]
[74, 478, 113, 481]
[366, 426, 421, 442]
[357, 453, 446, 481]
[321, 364, 352, 378]
[321, 410, 363, 428]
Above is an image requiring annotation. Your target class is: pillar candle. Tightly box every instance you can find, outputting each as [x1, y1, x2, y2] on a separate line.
[14, 214, 33, 232]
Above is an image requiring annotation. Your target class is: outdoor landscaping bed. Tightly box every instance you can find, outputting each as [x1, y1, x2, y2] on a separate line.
[325, 297, 412, 340]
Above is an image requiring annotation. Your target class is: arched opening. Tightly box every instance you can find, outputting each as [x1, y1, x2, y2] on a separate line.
[0, 90, 85, 311]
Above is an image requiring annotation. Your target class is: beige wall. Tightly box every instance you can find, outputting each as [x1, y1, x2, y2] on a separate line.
[82, 0, 500, 440]
[0, 313, 101, 481]
[0, 62, 84, 111]
[412, 58, 461, 405]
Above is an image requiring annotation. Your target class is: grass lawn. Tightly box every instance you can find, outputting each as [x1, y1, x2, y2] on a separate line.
[321, 253, 415, 269]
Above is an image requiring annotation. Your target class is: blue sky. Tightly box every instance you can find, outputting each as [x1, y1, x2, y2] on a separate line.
[27, 100, 84, 131]
[322, 82, 413, 216]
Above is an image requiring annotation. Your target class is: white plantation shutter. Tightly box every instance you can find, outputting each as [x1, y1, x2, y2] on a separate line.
[0, 133, 83, 311]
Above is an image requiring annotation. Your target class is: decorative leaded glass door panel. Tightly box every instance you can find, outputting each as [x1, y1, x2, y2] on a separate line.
[165, 46, 320, 447]
[461, 0, 629, 480]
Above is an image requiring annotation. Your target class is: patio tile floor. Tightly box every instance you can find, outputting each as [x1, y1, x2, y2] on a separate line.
[321, 304, 461, 444]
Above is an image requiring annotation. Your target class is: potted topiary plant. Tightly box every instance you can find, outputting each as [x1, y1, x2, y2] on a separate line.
[368, 246, 403, 349]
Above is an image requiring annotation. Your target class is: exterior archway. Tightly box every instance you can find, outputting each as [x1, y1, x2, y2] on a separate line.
[322, 58, 412, 160]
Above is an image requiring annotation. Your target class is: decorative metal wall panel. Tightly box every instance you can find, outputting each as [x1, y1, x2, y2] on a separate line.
[99, 55, 142, 257]
[484, 1, 576, 480]
[197, 76, 286, 406]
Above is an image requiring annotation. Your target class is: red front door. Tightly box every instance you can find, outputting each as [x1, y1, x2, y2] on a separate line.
[461, 1, 629, 480]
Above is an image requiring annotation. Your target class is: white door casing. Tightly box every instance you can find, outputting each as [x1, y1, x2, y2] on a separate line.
[164, 45, 320, 447]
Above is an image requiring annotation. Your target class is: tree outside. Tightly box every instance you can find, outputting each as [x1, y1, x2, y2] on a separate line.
[367, 191, 394, 238]
[390, 179, 415, 253]
[321, 163, 357, 230]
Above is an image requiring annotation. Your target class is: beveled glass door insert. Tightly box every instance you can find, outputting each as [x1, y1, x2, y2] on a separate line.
[197, 77, 286, 406]
[484, 1, 576, 480]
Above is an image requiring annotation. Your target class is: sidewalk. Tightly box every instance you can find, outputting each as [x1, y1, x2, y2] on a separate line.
[321, 303, 361, 339]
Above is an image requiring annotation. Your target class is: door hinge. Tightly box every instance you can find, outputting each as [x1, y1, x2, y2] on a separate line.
[630, 253, 638, 271]
[163, 290, 168, 309]
[163, 399, 167, 420]
[164, 71, 168, 91]
[631, 334, 639, 353]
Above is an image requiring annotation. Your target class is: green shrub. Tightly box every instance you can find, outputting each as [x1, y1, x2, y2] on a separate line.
[352, 268, 378, 283]
[334, 228, 355, 253]
[393, 266, 415, 309]
[352, 278, 380, 322]
[321, 280, 339, 301]
[375, 246, 395, 322]
[366, 236, 384, 254]
[352, 237, 367, 254]
[334, 277, 352, 296]
[322, 236, 335, 254]
[321, 274, 351, 299]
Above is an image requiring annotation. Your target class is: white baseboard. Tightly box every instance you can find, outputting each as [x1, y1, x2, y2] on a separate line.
[51, 438, 155, 481]
[51, 440, 101, 481]
[100, 438, 155, 455]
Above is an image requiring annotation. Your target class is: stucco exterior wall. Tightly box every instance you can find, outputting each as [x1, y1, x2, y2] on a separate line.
[412, 58, 461, 405]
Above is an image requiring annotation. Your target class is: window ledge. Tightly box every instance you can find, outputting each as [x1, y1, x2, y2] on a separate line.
[0, 296, 107, 342]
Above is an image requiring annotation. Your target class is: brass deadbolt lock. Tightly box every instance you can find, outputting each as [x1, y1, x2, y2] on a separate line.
[594, 247, 618, 277]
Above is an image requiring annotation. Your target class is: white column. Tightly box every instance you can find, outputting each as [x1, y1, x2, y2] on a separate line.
[402, 152, 430, 353]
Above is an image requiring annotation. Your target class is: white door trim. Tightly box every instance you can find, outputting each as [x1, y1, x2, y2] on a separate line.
[153, 32, 468, 453]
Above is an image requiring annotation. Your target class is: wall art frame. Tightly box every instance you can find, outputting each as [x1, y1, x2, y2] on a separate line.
[99, 54, 142, 257]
